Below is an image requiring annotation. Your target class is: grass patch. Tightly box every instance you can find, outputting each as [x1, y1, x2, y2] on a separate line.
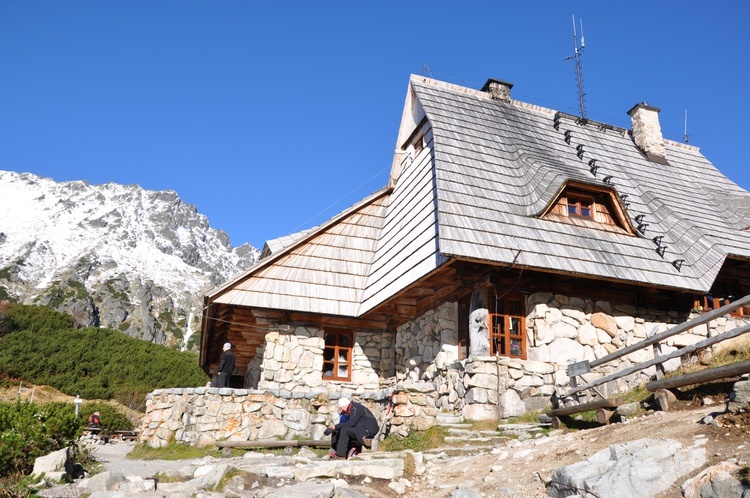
[379, 426, 449, 453]
[153, 471, 189, 483]
[215, 468, 244, 491]
[503, 409, 548, 425]
[128, 442, 219, 461]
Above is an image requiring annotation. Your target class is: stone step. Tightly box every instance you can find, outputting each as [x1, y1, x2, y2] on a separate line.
[444, 435, 511, 444]
[436, 413, 465, 425]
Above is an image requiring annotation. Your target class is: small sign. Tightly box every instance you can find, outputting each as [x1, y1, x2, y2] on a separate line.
[567, 360, 590, 376]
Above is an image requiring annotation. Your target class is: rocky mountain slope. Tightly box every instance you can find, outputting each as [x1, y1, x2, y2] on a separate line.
[0, 170, 258, 349]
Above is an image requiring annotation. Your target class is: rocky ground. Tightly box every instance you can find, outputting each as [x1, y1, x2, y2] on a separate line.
[34, 392, 749, 498]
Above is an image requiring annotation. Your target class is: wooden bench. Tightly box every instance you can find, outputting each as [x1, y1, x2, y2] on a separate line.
[546, 397, 624, 429]
[114, 430, 140, 441]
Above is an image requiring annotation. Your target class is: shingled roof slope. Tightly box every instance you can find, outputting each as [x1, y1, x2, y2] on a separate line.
[408, 75, 750, 295]
[207, 74, 750, 317]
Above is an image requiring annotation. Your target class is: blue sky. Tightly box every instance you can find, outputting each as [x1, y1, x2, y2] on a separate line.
[1, 2, 749, 250]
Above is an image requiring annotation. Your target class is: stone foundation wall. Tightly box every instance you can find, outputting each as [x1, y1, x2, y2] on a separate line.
[139, 388, 392, 448]
[389, 292, 750, 421]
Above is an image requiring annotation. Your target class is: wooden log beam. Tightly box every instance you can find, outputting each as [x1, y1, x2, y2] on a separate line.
[568, 322, 750, 396]
[547, 397, 624, 418]
[586, 295, 750, 371]
[215, 439, 330, 449]
[646, 359, 750, 392]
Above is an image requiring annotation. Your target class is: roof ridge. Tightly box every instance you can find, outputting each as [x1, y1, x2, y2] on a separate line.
[410, 74, 701, 152]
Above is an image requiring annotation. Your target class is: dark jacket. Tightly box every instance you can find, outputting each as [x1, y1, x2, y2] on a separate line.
[334, 402, 379, 436]
[218, 350, 235, 376]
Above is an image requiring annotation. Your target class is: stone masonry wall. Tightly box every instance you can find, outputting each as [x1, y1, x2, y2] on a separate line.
[255, 326, 394, 394]
[390, 292, 750, 422]
[140, 387, 391, 448]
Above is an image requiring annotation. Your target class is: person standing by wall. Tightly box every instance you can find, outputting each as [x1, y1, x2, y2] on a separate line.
[217, 342, 235, 388]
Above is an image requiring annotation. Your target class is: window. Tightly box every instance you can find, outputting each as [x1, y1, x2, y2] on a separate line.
[489, 293, 527, 359]
[694, 292, 750, 317]
[322, 329, 353, 381]
[566, 193, 593, 218]
[542, 183, 633, 235]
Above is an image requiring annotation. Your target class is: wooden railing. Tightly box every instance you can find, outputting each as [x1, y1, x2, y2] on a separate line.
[562, 294, 750, 399]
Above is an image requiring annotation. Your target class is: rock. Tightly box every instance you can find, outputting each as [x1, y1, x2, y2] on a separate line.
[498, 389, 526, 418]
[681, 461, 750, 498]
[727, 380, 750, 413]
[80, 471, 128, 492]
[264, 481, 336, 497]
[547, 438, 706, 498]
[32, 448, 73, 483]
[615, 402, 640, 417]
[451, 489, 483, 498]
[388, 478, 412, 494]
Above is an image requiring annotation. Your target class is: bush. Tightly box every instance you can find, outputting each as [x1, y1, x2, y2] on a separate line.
[0, 304, 208, 410]
[0, 401, 81, 477]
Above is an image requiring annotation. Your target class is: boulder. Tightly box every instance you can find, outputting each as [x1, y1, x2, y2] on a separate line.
[547, 438, 705, 498]
[727, 380, 750, 413]
[32, 447, 73, 483]
[681, 461, 750, 498]
[80, 470, 128, 492]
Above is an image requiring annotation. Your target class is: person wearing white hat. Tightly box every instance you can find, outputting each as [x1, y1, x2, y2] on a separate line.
[326, 397, 378, 459]
[217, 342, 235, 388]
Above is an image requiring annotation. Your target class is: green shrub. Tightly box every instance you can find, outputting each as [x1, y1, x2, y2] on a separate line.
[0, 304, 208, 411]
[0, 401, 81, 477]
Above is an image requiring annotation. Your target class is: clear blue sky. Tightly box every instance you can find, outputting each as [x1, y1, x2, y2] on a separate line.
[2, 2, 749, 250]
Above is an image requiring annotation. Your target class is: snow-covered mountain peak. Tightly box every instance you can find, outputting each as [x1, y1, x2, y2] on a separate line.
[0, 170, 258, 348]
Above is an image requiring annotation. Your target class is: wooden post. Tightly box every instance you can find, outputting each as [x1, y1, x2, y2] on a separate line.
[595, 408, 615, 425]
[654, 389, 677, 412]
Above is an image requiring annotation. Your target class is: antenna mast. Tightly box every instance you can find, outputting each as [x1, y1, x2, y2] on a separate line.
[684, 109, 689, 143]
[565, 15, 587, 121]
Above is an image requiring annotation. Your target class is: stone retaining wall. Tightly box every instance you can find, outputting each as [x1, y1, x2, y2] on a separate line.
[140, 387, 393, 448]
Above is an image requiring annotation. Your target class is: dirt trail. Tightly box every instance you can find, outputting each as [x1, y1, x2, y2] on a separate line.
[403, 402, 750, 498]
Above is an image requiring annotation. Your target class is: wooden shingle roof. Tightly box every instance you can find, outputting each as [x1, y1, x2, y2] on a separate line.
[206, 74, 750, 317]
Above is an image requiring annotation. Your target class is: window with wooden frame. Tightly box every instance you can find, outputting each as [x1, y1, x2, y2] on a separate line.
[322, 329, 353, 381]
[694, 291, 750, 318]
[542, 183, 633, 235]
[489, 292, 527, 359]
[566, 192, 593, 218]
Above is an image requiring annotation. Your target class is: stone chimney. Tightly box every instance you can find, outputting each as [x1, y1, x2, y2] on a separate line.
[627, 102, 666, 162]
[481, 78, 513, 102]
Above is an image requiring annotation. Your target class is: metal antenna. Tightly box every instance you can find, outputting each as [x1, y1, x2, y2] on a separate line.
[423, 63, 433, 78]
[684, 109, 689, 143]
[564, 15, 587, 121]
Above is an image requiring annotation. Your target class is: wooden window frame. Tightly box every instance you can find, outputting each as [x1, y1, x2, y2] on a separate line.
[489, 293, 527, 359]
[322, 329, 353, 381]
[694, 295, 750, 318]
[566, 193, 594, 219]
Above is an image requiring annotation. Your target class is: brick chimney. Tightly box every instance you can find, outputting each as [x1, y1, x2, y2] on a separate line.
[481, 78, 513, 102]
[627, 102, 666, 162]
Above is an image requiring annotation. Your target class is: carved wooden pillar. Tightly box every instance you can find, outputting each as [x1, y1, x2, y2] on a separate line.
[469, 287, 490, 358]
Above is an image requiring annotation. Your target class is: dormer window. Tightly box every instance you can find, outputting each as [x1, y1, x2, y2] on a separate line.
[566, 193, 593, 218]
[542, 183, 634, 235]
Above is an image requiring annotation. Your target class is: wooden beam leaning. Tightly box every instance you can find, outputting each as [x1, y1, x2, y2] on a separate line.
[567, 322, 750, 396]
[215, 439, 330, 449]
[585, 295, 750, 372]
[646, 359, 750, 392]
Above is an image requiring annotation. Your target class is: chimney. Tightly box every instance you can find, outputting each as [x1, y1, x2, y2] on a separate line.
[481, 78, 513, 102]
[627, 102, 666, 162]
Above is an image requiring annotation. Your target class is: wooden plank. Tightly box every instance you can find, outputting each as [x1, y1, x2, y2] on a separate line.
[547, 397, 624, 417]
[215, 439, 330, 449]
[568, 321, 750, 396]
[646, 359, 750, 392]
